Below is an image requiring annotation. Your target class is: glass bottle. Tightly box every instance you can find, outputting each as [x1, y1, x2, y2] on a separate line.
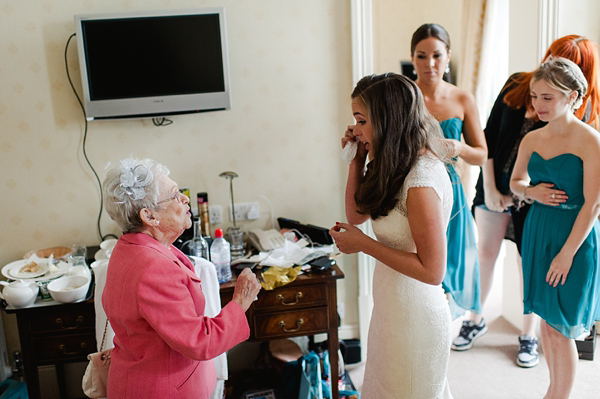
[190, 220, 209, 260]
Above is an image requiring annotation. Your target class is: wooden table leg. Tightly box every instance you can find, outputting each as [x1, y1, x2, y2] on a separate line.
[16, 316, 40, 399]
[328, 331, 339, 399]
[56, 363, 68, 399]
[328, 281, 340, 399]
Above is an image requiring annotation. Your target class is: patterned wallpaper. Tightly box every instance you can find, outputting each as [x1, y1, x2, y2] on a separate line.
[0, 0, 356, 352]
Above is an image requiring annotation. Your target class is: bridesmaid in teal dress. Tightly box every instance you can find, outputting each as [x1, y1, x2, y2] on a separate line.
[411, 24, 487, 319]
[440, 118, 482, 319]
[511, 57, 600, 399]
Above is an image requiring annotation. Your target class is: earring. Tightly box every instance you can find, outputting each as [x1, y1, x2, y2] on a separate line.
[155, 220, 160, 226]
[445, 63, 450, 74]
[412, 67, 416, 75]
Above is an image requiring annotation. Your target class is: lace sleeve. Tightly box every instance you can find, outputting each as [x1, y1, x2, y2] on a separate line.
[398, 155, 451, 215]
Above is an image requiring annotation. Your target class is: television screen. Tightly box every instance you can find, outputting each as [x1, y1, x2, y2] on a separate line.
[75, 8, 231, 120]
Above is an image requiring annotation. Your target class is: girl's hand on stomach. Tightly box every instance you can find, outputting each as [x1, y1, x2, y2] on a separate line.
[528, 183, 568, 206]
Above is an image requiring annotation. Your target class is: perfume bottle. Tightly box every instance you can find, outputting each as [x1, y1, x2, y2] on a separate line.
[197, 192, 211, 237]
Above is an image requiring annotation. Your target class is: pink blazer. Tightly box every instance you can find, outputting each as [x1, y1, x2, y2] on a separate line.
[102, 233, 249, 398]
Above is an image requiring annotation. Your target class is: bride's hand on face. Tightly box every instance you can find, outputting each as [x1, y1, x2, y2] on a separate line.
[342, 125, 368, 161]
[341, 125, 355, 148]
[329, 222, 368, 254]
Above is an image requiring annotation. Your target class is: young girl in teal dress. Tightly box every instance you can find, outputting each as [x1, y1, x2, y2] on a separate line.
[411, 24, 487, 319]
[511, 57, 600, 399]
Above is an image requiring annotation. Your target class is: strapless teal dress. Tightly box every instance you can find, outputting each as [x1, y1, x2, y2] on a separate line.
[522, 152, 600, 338]
[440, 118, 482, 319]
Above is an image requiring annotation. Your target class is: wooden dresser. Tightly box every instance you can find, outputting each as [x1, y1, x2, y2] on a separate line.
[6, 264, 344, 399]
[6, 300, 96, 399]
[219, 264, 344, 398]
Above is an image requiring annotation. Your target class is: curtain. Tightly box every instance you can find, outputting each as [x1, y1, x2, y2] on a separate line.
[457, 0, 509, 203]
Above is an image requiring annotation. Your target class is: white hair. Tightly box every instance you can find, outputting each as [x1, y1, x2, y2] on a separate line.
[103, 158, 170, 232]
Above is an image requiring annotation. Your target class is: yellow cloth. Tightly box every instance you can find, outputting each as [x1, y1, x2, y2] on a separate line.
[260, 266, 303, 290]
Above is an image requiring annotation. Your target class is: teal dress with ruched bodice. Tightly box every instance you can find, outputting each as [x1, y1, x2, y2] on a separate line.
[522, 152, 600, 338]
[440, 118, 482, 319]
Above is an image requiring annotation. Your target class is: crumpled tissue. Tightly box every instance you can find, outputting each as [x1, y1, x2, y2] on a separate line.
[258, 240, 310, 268]
[339, 140, 358, 164]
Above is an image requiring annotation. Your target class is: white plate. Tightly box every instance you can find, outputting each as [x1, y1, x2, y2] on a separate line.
[9, 260, 49, 279]
[2, 259, 70, 282]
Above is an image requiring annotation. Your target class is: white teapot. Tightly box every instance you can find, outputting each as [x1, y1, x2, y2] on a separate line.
[0, 280, 39, 308]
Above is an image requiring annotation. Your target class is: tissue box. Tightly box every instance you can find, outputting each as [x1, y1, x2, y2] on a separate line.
[575, 325, 596, 361]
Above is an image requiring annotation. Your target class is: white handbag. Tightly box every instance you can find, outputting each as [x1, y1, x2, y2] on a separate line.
[82, 320, 111, 398]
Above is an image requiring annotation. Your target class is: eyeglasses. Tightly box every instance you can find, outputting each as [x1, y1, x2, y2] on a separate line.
[157, 192, 183, 205]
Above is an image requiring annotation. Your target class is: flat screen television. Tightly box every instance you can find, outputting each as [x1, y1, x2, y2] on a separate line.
[74, 8, 231, 121]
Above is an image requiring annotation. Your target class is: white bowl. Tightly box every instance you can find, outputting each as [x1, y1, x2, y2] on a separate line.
[47, 276, 90, 303]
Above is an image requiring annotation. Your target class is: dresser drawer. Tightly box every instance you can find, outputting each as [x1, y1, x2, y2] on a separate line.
[32, 333, 96, 363]
[27, 304, 95, 334]
[252, 307, 329, 339]
[253, 283, 327, 312]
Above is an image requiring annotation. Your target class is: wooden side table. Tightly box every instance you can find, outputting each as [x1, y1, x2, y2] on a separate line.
[219, 264, 344, 399]
[5, 263, 345, 399]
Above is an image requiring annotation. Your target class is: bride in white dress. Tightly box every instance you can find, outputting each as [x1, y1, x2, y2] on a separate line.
[330, 73, 454, 398]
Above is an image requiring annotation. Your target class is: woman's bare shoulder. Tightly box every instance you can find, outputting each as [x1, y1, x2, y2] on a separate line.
[447, 83, 475, 105]
[574, 121, 600, 156]
[520, 127, 545, 148]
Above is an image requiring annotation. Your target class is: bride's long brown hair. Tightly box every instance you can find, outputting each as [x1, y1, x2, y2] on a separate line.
[353, 73, 449, 219]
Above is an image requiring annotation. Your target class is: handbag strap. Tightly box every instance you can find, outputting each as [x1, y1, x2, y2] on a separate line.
[100, 319, 109, 351]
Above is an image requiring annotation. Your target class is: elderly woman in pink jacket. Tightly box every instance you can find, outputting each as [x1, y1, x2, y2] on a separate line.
[102, 158, 261, 398]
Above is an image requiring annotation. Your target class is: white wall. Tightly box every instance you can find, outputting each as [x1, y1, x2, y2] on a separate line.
[372, 0, 464, 75]
[0, 0, 358, 366]
[558, 0, 600, 43]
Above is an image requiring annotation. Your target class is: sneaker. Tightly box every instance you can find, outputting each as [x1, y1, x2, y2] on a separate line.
[517, 335, 539, 368]
[451, 318, 488, 351]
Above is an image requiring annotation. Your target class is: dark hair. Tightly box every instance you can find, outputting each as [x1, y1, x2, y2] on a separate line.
[352, 73, 447, 219]
[410, 23, 451, 55]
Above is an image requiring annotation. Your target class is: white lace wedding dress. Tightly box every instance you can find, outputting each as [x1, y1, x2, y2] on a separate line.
[361, 154, 454, 399]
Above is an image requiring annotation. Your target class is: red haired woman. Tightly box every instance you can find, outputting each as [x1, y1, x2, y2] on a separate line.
[453, 35, 600, 368]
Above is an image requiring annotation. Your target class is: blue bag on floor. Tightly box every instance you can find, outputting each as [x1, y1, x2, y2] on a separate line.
[319, 350, 331, 399]
[299, 352, 322, 399]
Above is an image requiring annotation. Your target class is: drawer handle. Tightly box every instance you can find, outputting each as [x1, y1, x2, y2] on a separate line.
[279, 318, 304, 332]
[276, 291, 303, 306]
[56, 315, 85, 330]
[59, 342, 86, 355]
